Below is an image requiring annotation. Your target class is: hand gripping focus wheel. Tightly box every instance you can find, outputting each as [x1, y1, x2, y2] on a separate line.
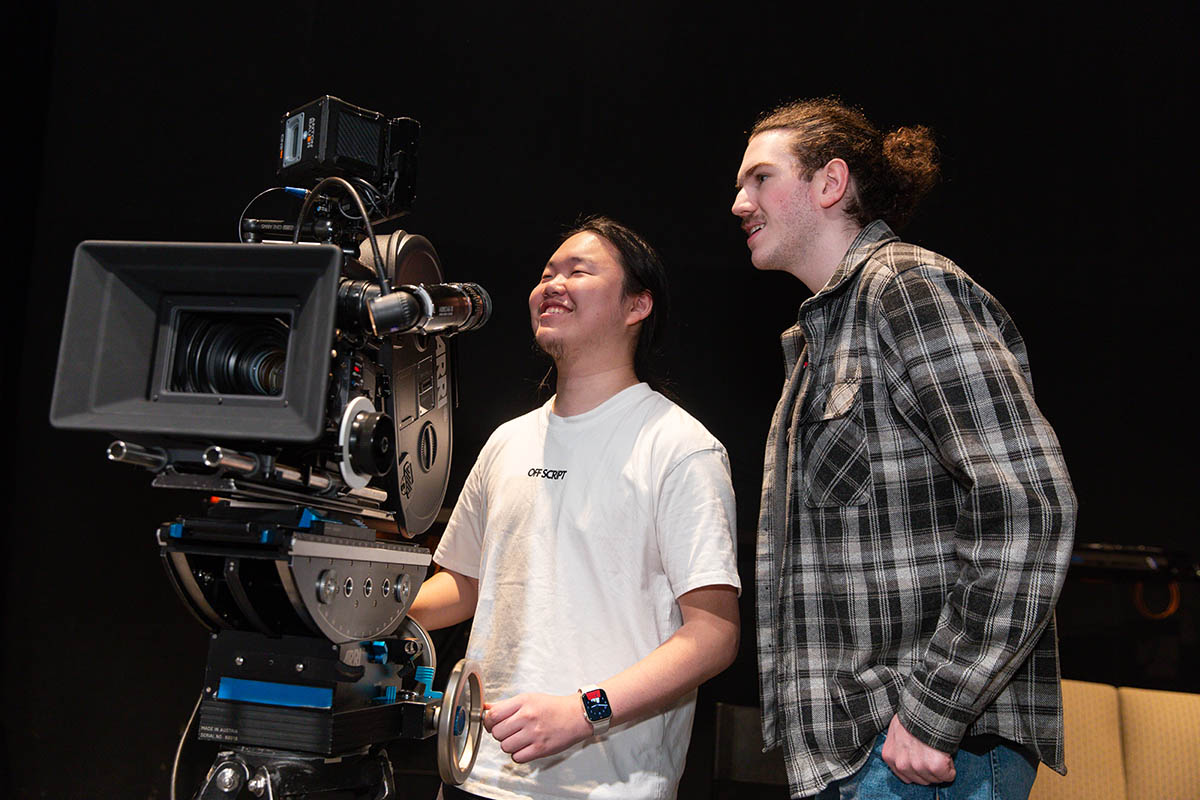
[436, 659, 484, 785]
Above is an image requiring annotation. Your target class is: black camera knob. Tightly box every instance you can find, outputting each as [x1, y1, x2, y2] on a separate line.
[348, 410, 395, 476]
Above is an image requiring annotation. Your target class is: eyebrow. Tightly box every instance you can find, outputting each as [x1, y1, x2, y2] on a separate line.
[734, 161, 771, 191]
[543, 255, 592, 271]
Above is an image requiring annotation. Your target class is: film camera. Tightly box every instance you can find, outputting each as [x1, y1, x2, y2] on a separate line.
[50, 97, 489, 798]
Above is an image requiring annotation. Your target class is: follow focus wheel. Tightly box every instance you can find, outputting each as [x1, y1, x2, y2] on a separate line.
[436, 658, 484, 785]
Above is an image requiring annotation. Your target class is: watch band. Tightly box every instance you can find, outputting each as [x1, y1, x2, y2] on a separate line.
[578, 684, 612, 736]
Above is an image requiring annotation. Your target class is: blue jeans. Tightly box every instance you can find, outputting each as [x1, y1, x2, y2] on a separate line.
[813, 733, 1038, 800]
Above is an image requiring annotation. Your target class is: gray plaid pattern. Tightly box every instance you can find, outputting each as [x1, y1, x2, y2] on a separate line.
[757, 222, 1076, 797]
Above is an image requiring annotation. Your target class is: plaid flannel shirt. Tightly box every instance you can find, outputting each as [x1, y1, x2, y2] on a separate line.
[756, 221, 1077, 797]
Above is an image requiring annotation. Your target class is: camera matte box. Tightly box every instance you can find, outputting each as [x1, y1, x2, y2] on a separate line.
[50, 241, 343, 442]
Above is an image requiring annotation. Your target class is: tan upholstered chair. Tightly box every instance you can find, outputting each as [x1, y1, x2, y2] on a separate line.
[1030, 679, 1200, 800]
[1030, 679, 1127, 800]
[1117, 685, 1200, 800]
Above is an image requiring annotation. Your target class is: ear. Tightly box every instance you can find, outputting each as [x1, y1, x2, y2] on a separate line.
[812, 158, 851, 209]
[625, 291, 653, 326]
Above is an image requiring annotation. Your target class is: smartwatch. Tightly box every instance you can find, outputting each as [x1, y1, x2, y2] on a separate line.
[578, 684, 612, 736]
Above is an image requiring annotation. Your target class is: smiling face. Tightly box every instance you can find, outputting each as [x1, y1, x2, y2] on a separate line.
[529, 231, 647, 367]
[731, 129, 819, 275]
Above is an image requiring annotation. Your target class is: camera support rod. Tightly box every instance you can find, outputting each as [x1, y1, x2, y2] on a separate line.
[200, 445, 385, 502]
[107, 440, 168, 470]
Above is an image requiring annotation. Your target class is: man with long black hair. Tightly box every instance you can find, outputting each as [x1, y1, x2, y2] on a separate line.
[411, 216, 741, 800]
[733, 99, 1076, 799]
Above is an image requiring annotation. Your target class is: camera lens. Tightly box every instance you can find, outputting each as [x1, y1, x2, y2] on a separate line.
[172, 313, 289, 396]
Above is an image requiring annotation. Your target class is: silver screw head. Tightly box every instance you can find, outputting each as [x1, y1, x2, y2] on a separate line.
[317, 569, 339, 604]
[214, 766, 241, 792]
[248, 772, 269, 796]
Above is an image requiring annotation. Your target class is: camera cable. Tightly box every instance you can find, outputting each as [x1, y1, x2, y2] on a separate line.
[339, 177, 386, 220]
[294, 176, 391, 296]
[170, 691, 203, 800]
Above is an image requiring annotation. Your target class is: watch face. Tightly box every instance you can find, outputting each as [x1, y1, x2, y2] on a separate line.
[582, 688, 611, 721]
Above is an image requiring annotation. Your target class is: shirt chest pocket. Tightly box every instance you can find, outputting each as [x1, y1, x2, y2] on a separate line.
[799, 379, 872, 507]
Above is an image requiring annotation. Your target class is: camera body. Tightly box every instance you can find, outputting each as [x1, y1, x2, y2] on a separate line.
[50, 95, 492, 534]
[50, 233, 459, 533]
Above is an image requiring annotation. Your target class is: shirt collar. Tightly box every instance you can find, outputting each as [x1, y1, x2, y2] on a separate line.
[805, 220, 899, 307]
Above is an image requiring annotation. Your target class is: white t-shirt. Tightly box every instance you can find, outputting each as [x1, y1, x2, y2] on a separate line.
[434, 383, 740, 800]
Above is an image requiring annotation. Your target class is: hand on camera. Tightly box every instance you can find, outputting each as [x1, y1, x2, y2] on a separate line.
[483, 693, 593, 763]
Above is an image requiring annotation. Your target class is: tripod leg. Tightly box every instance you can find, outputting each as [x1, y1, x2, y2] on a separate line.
[368, 748, 395, 800]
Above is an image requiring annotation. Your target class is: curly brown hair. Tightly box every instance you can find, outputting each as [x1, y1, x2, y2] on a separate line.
[750, 98, 940, 230]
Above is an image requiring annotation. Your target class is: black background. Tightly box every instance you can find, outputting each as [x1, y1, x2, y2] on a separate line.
[5, 3, 1195, 797]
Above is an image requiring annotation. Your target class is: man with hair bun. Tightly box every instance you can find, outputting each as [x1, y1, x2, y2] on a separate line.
[733, 98, 1076, 799]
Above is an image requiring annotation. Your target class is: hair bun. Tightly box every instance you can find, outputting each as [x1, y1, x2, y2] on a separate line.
[883, 126, 940, 227]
